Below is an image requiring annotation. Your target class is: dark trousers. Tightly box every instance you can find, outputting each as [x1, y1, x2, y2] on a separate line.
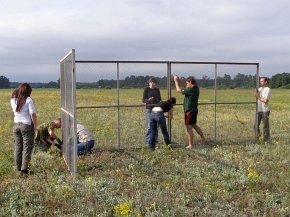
[13, 123, 34, 171]
[255, 111, 270, 141]
[149, 111, 170, 150]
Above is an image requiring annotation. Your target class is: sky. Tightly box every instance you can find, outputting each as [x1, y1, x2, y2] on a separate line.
[0, 0, 289, 83]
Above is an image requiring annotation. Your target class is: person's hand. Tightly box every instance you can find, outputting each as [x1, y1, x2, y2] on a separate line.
[55, 144, 62, 150]
[174, 75, 179, 81]
[148, 97, 154, 101]
[57, 138, 63, 146]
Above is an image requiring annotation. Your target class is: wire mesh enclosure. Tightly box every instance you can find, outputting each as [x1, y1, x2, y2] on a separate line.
[60, 49, 259, 176]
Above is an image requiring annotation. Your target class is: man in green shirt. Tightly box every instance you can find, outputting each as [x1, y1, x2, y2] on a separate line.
[174, 75, 207, 149]
[35, 118, 62, 152]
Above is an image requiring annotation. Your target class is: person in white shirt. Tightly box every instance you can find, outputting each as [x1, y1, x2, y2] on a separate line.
[254, 77, 271, 141]
[77, 124, 95, 155]
[10, 83, 37, 176]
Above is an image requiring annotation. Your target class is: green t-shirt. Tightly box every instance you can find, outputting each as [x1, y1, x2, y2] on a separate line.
[35, 121, 55, 141]
[181, 86, 199, 113]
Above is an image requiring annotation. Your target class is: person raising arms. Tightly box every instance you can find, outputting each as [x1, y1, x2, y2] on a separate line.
[174, 75, 206, 149]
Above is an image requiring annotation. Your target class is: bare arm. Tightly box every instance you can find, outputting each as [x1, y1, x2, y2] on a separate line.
[30, 113, 37, 132]
[164, 107, 174, 120]
[48, 130, 60, 140]
[179, 80, 187, 87]
[169, 107, 174, 120]
[254, 90, 269, 103]
[45, 137, 56, 145]
[174, 75, 182, 93]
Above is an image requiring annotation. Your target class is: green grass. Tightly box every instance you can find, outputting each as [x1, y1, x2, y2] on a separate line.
[0, 88, 290, 216]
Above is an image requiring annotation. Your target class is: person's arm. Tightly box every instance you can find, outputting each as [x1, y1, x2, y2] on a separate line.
[258, 97, 269, 103]
[46, 136, 62, 149]
[30, 113, 37, 132]
[164, 107, 174, 120]
[254, 89, 269, 103]
[157, 88, 162, 101]
[142, 87, 149, 103]
[45, 137, 56, 145]
[168, 107, 174, 120]
[174, 76, 182, 93]
[41, 139, 49, 145]
[48, 130, 60, 140]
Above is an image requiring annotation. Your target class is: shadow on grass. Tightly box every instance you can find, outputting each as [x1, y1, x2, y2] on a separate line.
[76, 137, 264, 175]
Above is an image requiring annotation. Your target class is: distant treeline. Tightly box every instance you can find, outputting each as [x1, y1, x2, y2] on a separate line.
[2, 72, 290, 89]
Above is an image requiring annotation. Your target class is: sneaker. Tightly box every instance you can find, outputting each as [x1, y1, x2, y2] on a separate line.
[21, 170, 34, 176]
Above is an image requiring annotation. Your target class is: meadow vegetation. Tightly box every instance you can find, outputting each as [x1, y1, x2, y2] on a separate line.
[0, 88, 290, 216]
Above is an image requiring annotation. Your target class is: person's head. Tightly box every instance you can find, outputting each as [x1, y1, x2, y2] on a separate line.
[167, 97, 176, 105]
[53, 118, 61, 128]
[186, 76, 197, 88]
[149, 77, 157, 88]
[260, 77, 269, 87]
[12, 83, 33, 112]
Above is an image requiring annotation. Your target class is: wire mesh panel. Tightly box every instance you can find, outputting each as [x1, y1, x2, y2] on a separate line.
[61, 50, 260, 176]
[60, 49, 77, 177]
[170, 62, 258, 144]
[74, 60, 259, 149]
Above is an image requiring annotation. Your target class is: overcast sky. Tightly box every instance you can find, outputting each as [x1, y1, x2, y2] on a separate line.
[0, 0, 289, 83]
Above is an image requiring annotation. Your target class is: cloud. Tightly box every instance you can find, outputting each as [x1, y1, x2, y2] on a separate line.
[0, 0, 289, 82]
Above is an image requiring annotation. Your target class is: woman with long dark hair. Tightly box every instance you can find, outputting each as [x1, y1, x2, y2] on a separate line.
[10, 83, 37, 176]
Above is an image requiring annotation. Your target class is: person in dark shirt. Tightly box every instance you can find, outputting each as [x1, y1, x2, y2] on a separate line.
[149, 97, 176, 151]
[142, 77, 162, 145]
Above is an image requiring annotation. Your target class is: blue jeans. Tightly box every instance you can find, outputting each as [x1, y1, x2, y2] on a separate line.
[78, 140, 95, 155]
[146, 109, 158, 144]
[13, 123, 34, 171]
[149, 111, 170, 150]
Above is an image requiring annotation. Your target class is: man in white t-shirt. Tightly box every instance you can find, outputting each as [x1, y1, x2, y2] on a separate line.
[254, 77, 271, 141]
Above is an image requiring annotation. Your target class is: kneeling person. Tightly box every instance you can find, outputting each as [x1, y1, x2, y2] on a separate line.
[77, 124, 95, 155]
[35, 118, 62, 152]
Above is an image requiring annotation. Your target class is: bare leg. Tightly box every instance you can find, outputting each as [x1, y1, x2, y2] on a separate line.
[186, 125, 194, 149]
[192, 124, 207, 145]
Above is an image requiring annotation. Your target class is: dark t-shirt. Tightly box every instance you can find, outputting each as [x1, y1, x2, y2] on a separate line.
[142, 87, 161, 110]
[155, 101, 173, 113]
[181, 86, 199, 112]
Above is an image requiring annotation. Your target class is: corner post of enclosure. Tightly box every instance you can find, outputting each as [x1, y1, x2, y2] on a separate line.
[117, 62, 121, 149]
[72, 50, 77, 177]
[255, 63, 260, 142]
[167, 62, 172, 141]
[214, 64, 217, 143]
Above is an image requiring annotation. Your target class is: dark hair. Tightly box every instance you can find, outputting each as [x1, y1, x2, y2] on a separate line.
[260, 77, 268, 82]
[149, 77, 157, 84]
[186, 76, 197, 86]
[11, 83, 32, 112]
[167, 97, 176, 105]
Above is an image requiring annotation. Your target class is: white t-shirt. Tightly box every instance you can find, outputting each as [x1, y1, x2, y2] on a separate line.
[10, 97, 36, 125]
[257, 86, 271, 112]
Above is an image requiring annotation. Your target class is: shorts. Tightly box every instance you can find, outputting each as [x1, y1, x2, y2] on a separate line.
[185, 110, 198, 125]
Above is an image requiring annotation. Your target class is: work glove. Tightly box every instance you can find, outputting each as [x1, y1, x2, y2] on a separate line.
[55, 144, 62, 150]
[57, 138, 63, 146]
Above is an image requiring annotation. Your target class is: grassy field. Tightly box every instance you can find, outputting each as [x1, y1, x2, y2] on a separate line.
[0, 88, 290, 216]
